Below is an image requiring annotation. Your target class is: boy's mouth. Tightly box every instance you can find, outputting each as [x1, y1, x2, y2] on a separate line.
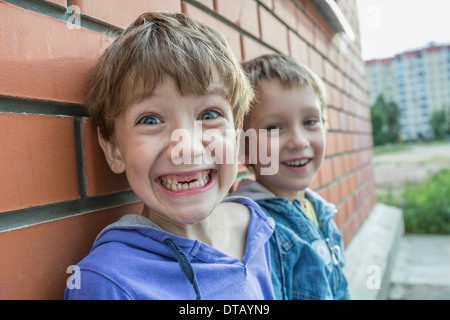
[282, 158, 311, 167]
[158, 169, 213, 193]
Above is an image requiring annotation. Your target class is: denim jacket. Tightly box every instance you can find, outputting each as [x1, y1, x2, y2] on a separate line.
[233, 179, 350, 300]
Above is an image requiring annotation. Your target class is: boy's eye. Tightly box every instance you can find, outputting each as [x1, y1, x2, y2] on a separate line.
[199, 110, 219, 121]
[304, 119, 318, 126]
[266, 125, 280, 131]
[138, 115, 161, 125]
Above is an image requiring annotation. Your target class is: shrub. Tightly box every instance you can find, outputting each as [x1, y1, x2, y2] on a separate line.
[401, 169, 450, 234]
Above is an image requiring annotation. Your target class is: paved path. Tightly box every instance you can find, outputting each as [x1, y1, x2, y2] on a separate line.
[389, 235, 450, 300]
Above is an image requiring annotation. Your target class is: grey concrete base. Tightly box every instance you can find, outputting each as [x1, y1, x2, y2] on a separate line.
[343, 203, 404, 300]
[389, 234, 450, 300]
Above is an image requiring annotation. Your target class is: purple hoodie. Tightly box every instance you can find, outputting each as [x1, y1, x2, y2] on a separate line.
[64, 197, 275, 300]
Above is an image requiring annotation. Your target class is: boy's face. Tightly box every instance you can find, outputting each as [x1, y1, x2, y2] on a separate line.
[245, 79, 326, 201]
[99, 76, 239, 226]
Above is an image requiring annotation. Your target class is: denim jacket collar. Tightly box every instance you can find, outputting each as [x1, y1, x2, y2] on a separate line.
[234, 179, 337, 230]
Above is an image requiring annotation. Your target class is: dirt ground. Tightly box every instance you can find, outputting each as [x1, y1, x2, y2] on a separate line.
[373, 142, 450, 195]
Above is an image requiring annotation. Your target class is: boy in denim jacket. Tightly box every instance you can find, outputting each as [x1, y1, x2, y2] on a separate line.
[233, 54, 350, 299]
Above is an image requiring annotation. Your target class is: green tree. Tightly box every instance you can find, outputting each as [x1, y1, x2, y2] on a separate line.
[447, 106, 450, 135]
[370, 106, 387, 146]
[385, 101, 400, 143]
[370, 94, 400, 145]
[429, 108, 447, 140]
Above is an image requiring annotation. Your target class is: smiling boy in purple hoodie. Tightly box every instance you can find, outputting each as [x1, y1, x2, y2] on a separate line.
[64, 12, 274, 300]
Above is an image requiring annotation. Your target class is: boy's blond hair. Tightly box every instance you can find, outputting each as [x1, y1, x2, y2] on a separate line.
[85, 12, 254, 140]
[242, 54, 328, 126]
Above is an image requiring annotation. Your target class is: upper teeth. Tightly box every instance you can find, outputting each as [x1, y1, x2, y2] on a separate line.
[160, 171, 210, 192]
[285, 159, 309, 166]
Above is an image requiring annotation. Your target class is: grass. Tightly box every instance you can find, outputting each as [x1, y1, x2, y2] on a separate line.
[375, 140, 450, 234]
[380, 169, 450, 234]
[373, 144, 412, 156]
[374, 140, 450, 156]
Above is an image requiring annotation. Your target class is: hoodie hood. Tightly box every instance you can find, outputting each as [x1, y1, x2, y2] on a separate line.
[232, 178, 277, 201]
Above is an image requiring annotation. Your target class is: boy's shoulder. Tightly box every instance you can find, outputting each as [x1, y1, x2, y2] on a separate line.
[222, 195, 275, 229]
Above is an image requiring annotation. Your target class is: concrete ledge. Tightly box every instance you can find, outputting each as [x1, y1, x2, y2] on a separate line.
[343, 203, 404, 300]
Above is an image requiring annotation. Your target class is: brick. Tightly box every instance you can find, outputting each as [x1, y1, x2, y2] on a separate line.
[335, 69, 344, 91]
[0, 113, 78, 212]
[341, 222, 353, 247]
[241, 35, 275, 62]
[327, 108, 339, 131]
[314, 25, 333, 54]
[44, 0, 67, 8]
[338, 112, 348, 131]
[335, 132, 346, 154]
[73, 0, 181, 30]
[196, 0, 214, 10]
[334, 200, 346, 228]
[317, 186, 329, 202]
[309, 47, 324, 78]
[309, 172, 321, 191]
[214, 0, 259, 37]
[273, 0, 297, 30]
[259, 0, 273, 10]
[323, 59, 336, 84]
[302, 0, 333, 38]
[258, 6, 289, 54]
[328, 85, 341, 109]
[81, 118, 130, 196]
[288, 30, 309, 65]
[0, 2, 114, 103]
[182, 3, 242, 61]
[325, 131, 336, 156]
[341, 154, 350, 175]
[327, 45, 339, 67]
[295, 6, 314, 44]
[332, 156, 343, 180]
[0, 203, 143, 299]
[319, 158, 334, 185]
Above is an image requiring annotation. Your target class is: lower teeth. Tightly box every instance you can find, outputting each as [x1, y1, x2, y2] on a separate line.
[162, 174, 210, 192]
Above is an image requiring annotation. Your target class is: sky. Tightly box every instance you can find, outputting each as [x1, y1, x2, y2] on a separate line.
[356, 0, 450, 61]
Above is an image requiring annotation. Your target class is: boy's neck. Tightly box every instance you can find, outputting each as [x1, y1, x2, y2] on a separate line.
[141, 206, 214, 241]
[257, 179, 306, 205]
[141, 203, 250, 261]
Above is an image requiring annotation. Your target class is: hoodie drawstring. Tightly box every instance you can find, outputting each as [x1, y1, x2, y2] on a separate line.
[163, 238, 202, 300]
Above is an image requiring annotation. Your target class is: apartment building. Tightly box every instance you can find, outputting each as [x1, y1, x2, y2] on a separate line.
[366, 42, 450, 141]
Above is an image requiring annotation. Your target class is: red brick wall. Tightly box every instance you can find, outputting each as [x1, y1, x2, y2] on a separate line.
[0, 0, 375, 299]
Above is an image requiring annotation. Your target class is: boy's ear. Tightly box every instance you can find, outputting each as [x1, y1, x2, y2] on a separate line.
[236, 117, 254, 167]
[238, 117, 244, 130]
[97, 127, 126, 174]
[235, 117, 244, 151]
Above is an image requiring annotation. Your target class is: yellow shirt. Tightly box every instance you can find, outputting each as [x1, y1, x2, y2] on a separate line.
[303, 198, 319, 227]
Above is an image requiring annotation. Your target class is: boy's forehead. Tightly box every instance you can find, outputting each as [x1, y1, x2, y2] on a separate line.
[258, 78, 305, 91]
[126, 72, 229, 105]
[125, 76, 231, 112]
[252, 83, 320, 112]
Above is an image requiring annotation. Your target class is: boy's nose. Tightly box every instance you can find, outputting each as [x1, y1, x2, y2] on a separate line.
[287, 128, 309, 151]
[168, 122, 205, 165]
